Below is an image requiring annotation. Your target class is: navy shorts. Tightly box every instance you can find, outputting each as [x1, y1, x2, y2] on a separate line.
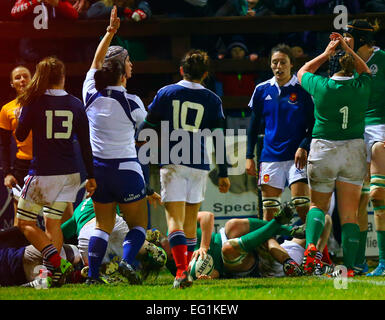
[92, 157, 146, 204]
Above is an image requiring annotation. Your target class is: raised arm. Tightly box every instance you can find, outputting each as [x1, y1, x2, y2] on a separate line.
[331, 32, 371, 75]
[297, 36, 340, 84]
[90, 5, 120, 70]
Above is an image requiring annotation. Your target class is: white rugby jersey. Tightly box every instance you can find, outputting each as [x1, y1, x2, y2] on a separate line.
[82, 69, 146, 159]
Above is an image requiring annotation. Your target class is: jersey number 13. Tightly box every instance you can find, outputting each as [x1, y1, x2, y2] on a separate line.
[45, 110, 73, 139]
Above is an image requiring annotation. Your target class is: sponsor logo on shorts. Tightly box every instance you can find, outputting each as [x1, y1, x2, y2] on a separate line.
[263, 174, 270, 183]
[124, 193, 142, 202]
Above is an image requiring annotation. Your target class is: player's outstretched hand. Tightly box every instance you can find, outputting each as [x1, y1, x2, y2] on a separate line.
[107, 5, 120, 34]
[147, 192, 163, 208]
[85, 178, 97, 198]
[218, 177, 230, 193]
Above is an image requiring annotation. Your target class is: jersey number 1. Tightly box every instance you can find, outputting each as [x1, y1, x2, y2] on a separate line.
[45, 110, 73, 139]
[339, 106, 348, 130]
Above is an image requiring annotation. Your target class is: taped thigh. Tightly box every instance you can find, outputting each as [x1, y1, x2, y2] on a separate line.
[222, 239, 248, 266]
[262, 197, 281, 210]
[43, 202, 67, 220]
[370, 175, 385, 194]
[291, 196, 310, 208]
[17, 198, 43, 222]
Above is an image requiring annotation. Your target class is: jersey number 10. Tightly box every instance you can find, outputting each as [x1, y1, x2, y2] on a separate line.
[172, 100, 204, 132]
[45, 110, 73, 139]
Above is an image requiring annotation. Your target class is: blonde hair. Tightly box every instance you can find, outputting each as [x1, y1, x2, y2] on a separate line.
[17, 57, 65, 107]
[339, 53, 355, 77]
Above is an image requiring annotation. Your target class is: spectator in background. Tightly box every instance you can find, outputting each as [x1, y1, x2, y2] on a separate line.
[246, 0, 272, 16]
[216, 38, 259, 98]
[86, 0, 151, 21]
[11, 0, 79, 20]
[166, 0, 210, 17]
[302, 0, 361, 55]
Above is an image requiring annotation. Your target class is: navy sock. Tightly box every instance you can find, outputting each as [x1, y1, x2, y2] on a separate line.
[88, 229, 109, 279]
[186, 237, 197, 264]
[122, 226, 146, 265]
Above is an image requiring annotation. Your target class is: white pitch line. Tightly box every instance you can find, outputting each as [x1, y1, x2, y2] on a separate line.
[314, 275, 385, 286]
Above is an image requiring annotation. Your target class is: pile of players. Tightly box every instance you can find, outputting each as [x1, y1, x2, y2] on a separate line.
[1, 8, 384, 290]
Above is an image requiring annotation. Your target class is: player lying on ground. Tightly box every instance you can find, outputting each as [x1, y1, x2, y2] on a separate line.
[61, 197, 167, 284]
[0, 228, 82, 288]
[148, 202, 332, 279]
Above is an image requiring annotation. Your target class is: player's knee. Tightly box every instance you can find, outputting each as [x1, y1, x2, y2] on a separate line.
[370, 175, 385, 201]
[371, 141, 385, 156]
[225, 219, 246, 239]
[222, 240, 247, 265]
[222, 241, 237, 257]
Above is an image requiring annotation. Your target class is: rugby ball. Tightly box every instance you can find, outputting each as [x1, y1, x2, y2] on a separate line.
[188, 254, 214, 280]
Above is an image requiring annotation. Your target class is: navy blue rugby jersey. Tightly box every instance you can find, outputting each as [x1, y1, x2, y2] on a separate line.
[247, 75, 314, 162]
[16, 89, 94, 178]
[145, 80, 225, 171]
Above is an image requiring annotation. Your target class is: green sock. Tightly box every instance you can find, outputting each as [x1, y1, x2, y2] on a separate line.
[239, 220, 280, 252]
[341, 223, 360, 269]
[354, 230, 368, 265]
[305, 208, 325, 247]
[377, 231, 385, 261]
[248, 218, 292, 236]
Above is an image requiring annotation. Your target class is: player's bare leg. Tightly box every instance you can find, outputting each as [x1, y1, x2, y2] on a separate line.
[290, 181, 310, 223]
[367, 142, 385, 276]
[261, 184, 282, 221]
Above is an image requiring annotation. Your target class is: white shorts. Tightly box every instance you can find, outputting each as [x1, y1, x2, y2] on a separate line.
[160, 165, 208, 203]
[78, 215, 128, 264]
[364, 124, 385, 162]
[258, 160, 307, 190]
[307, 139, 367, 193]
[21, 173, 81, 205]
[258, 240, 305, 278]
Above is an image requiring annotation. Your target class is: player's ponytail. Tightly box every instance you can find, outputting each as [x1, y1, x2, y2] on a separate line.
[180, 49, 210, 82]
[94, 59, 125, 91]
[17, 56, 65, 107]
[339, 53, 355, 77]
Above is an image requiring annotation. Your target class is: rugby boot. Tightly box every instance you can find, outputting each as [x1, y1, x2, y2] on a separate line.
[274, 202, 295, 225]
[173, 270, 193, 289]
[301, 243, 318, 275]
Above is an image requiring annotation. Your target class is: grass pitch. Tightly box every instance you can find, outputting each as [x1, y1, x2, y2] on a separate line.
[1, 271, 385, 300]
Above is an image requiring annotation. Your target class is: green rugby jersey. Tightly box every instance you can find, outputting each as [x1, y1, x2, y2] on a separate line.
[61, 198, 121, 240]
[196, 227, 224, 277]
[301, 72, 371, 140]
[365, 48, 385, 125]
